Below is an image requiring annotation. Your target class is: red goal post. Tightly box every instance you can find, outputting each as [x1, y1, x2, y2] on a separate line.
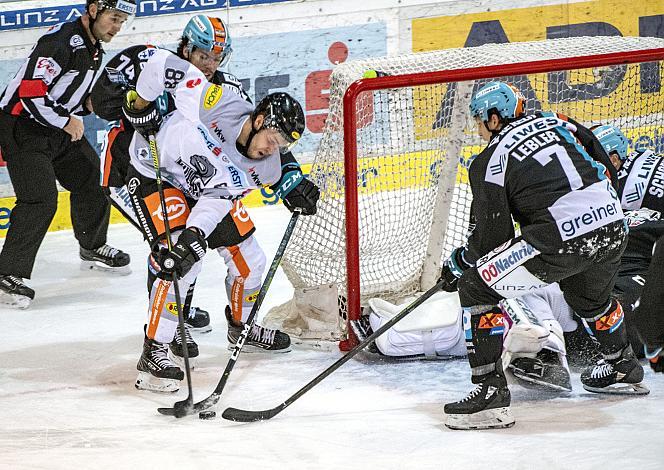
[265, 36, 664, 350]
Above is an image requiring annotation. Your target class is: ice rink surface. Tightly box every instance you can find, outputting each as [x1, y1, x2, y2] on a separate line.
[1, 204, 663, 470]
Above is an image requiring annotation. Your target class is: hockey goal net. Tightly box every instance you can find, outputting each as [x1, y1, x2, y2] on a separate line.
[264, 36, 664, 349]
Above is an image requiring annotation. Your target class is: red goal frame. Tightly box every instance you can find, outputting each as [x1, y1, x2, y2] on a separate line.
[340, 46, 664, 350]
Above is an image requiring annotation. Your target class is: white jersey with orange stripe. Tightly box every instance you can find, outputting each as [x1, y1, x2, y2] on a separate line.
[129, 49, 282, 237]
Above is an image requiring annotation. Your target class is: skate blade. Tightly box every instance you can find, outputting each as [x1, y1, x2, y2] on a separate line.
[510, 370, 572, 392]
[0, 292, 31, 309]
[168, 350, 198, 370]
[188, 325, 213, 335]
[445, 407, 515, 430]
[226, 343, 292, 353]
[80, 260, 132, 276]
[135, 372, 180, 393]
[583, 382, 650, 395]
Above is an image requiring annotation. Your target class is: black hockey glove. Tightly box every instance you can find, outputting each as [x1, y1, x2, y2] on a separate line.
[122, 90, 162, 140]
[159, 228, 207, 278]
[274, 167, 320, 215]
[439, 247, 472, 292]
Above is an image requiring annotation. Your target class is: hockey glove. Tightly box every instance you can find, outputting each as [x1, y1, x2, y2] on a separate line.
[274, 166, 320, 215]
[439, 247, 472, 292]
[122, 90, 162, 140]
[159, 228, 207, 278]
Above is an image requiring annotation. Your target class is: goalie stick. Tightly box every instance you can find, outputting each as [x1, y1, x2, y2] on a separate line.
[157, 210, 301, 418]
[148, 133, 195, 407]
[222, 279, 445, 422]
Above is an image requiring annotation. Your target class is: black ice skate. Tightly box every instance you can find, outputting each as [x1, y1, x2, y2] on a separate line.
[80, 244, 131, 275]
[136, 336, 184, 393]
[0, 275, 35, 309]
[581, 345, 649, 395]
[444, 374, 515, 430]
[185, 306, 212, 334]
[509, 349, 572, 392]
[225, 306, 291, 353]
[169, 324, 199, 369]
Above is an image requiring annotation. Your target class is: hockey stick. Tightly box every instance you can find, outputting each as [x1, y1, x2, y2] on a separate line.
[147, 133, 194, 407]
[157, 209, 301, 418]
[222, 279, 445, 422]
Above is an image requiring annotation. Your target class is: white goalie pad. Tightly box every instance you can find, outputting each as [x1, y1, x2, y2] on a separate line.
[367, 291, 466, 358]
[263, 284, 343, 341]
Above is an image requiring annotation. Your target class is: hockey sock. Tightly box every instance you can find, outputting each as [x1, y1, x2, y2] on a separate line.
[582, 298, 629, 359]
[464, 305, 506, 383]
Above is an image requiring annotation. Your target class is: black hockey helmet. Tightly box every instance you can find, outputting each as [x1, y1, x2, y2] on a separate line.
[87, 0, 137, 17]
[253, 92, 305, 153]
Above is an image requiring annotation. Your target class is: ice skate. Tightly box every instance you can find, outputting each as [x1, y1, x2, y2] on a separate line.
[444, 374, 515, 430]
[581, 345, 649, 395]
[80, 244, 131, 275]
[169, 323, 199, 369]
[225, 306, 291, 353]
[0, 275, 35, 309]
[509, 349, 572, 392]
[185, 306, 212, 334]
[136, 336, 184, 393]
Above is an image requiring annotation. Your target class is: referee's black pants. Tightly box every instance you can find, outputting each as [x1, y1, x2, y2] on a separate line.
[0, 113, 109, 278]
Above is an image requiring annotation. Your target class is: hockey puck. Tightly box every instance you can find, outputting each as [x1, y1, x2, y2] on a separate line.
[199, 410, 216, 420]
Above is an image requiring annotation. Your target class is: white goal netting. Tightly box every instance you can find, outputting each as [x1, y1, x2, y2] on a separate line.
[265, 36, 664, 343]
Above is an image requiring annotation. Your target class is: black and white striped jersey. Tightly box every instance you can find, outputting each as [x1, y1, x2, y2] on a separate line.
[617, 150, 664, 213]
[465, 112, 623, 262]
[0, 19, 102, 129]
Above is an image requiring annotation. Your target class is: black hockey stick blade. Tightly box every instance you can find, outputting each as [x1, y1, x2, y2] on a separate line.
[157, 211, 301, 418]
[222, 280, 446, 422]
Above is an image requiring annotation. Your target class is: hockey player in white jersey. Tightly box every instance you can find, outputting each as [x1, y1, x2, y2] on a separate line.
[592, 124, 664, 213]
[122, 50, 319, 392]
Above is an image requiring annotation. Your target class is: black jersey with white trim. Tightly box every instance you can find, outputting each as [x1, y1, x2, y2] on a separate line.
[617, 150, 664, 212]
[464, 111, 623, 263]
[0, 19, 102, 129]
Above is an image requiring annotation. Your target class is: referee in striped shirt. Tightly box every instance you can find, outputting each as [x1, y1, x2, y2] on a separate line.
[0, 1, 136, 308]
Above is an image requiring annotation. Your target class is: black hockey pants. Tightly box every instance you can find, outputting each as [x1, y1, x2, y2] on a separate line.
[0, 112, 109, 278]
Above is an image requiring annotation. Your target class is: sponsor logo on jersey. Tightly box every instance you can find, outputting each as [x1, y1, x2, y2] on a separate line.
[187, 78, 202, 88]
[69, 34, 84, 48]
[196, 125, 222, 156]
[550, 181, 623, 240]
[477, 240, 539, 284]
[478, 312, 505, 335]
[33, 57, 61, 85]
[203, 85, 223, 110]
[228, 165, 242, 187]
[247, 167, 262, 186]
[559, 200, 620, 239]
[210, 121, 226, 143]
[138, 47, 157, 61]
